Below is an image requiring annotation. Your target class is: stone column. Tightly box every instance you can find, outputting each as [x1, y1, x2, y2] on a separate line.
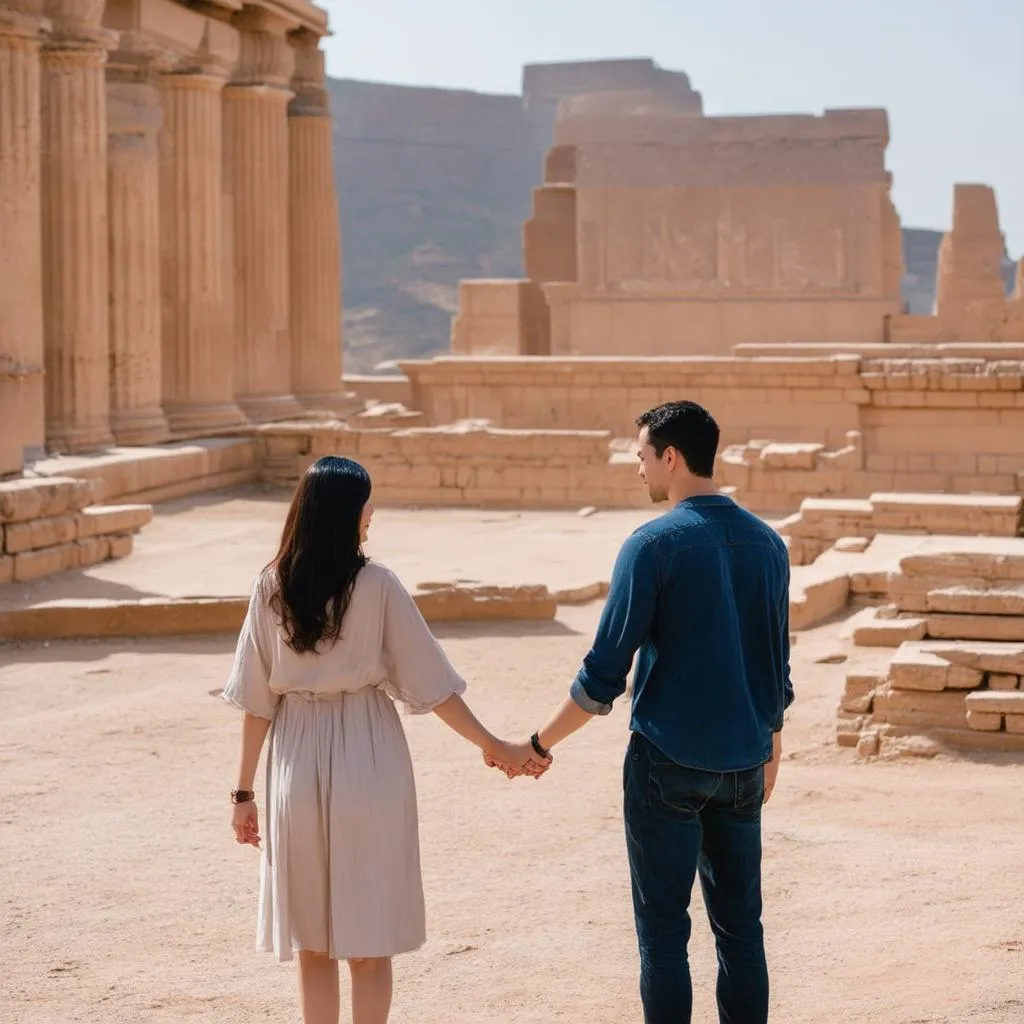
[224, 18, 302, 422]
[40, 2, 116, 453]
[0, 2, 49, 472]
[288, 31, 348, 412]
[159, 68, 248, 434]
[106, 43, 170, 444]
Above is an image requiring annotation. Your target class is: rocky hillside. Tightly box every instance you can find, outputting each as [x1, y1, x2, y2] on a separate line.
[331, 72, 1017, 372]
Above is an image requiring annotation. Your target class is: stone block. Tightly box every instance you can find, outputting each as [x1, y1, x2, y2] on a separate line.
[0, 555, 12, 584]
[844, 670, 889, 697]
[790, 572, 850, 630]
[75, 504, 153, 539]
[1007, 716, 1024, 735]
[966, 710, 1002, 731]
[3, 514, 78, 554]
[926, 614, 1024, 642]
[840, 692, 875, 714]
[0, 477, 89, 524]
[13, 544, 74, 582]
[987, 673, 1020, 691]
[888, 643, 984, 691]
[964, 690, 1024, 716]
[109, 534, 134, 559]
[925, 583, 1024, 617]
[876, 723, 1024, 754]
[834, 536, 870, 553]
[853, 614, 927, 648]
[73, 537, 112, 569]
[856, 731, 880, 757]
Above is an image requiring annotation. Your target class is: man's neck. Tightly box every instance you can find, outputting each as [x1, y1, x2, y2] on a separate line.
[667, 478, 720, 506]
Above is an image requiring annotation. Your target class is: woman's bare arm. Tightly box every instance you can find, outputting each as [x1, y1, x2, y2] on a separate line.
[235, 712, 272, 791]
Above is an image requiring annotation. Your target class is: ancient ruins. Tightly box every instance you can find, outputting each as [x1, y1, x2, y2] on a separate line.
[2, 33, 1023, 760]
[0, 0, 343, 480]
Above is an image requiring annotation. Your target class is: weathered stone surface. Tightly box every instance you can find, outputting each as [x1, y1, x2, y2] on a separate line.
[76, 504, 153, 539]
[964, 691, 1024, 716]
[925, 641, 1024, 677]
[966, 710, 1002, 731]
[413, 583, 557, 622]
[888, 643, 984, 691]
[988, 673, 1020, 691]
[0, 555, 12, 585]
[3, 514, 77, 553]
[0, 476, 93, 523]
[925, 583, 1024, 616]
[13, 544, 71, 581]
[1007, 715, 1024, 735]
[900, 547, 1024, 583]
[877, 723, 1024, 754]
[789, 571, 850, 631]
[853, 612, 927, 648]
[926, 614, 1024, 642]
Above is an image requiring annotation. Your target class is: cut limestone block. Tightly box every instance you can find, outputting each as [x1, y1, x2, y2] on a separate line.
[1007, 716, 1024, 735]
[926, 614, 1024, 642]
[899, 546, 1024, 583]
[876, 723, 1024, 754]
[852, 610, 927, 647]
[76, 504, 153, 539]
[888, 643, 984, 691]
[3, 514, 78, 554]
[871, 689, 969, 730]
[964, 691, 1024, 716]
[921, 641, 1024, 678]
[988, 673, 1020, 690]
[790, 570, 850, 630]
[925, 583, 1024, 616]
[0, 476, 95, 524]
[966, 710, 1002, 731]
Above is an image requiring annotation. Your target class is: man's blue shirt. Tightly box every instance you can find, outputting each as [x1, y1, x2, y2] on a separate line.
[571, 495, 793, 772]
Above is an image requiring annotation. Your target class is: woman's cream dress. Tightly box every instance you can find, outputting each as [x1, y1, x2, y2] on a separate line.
[222, 562, 467, 963]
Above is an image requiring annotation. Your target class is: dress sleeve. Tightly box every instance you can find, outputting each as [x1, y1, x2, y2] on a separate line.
[379, 568, 467, 714]
[222, 574, 281, 721]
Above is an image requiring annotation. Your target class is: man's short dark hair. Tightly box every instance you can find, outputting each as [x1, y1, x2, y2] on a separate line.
[636, 401, 720, 478]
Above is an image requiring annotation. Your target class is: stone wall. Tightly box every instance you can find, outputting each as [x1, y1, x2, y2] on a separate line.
[258, 423, 647, 509]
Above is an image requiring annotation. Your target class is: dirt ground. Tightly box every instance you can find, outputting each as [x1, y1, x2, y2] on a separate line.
[3, 585, 1024, 1024]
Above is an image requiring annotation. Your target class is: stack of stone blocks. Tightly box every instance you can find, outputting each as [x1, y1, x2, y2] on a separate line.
[838, 541, 1024, 755]
[0, 477, 152, 584]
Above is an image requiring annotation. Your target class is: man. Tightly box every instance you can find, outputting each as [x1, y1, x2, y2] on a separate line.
[496, 401, 792, 1024]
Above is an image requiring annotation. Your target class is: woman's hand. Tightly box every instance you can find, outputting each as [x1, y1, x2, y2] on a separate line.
[232, 800, 261, 848]
[484, 739, 552, 780]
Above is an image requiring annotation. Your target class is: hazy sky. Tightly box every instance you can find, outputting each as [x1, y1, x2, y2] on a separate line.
[320, 0, 1023, 257]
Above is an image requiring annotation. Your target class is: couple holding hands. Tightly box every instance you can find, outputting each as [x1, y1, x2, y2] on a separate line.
[225, 401, 792, 1024]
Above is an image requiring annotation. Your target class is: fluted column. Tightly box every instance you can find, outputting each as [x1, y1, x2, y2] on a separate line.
[288, 31, 347, 412]
[0, 3, 49, 471]
[40, 2, 116, 453]
[224, 22, 302, 422]
[106, 48, 169, 444]
[158, 69, 247, 434]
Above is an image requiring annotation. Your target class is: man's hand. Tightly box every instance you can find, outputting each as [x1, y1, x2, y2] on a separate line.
[483, 740, 552, 780]
[764, 731, 782, 804]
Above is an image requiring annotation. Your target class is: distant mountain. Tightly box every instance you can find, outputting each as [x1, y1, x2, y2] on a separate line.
[330, 73, 1017, 373]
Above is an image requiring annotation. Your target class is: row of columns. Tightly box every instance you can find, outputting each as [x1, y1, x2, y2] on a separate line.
[0, 2, 344, 459]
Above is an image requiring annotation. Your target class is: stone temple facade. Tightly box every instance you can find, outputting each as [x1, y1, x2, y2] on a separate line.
[0, 0, 343, 477]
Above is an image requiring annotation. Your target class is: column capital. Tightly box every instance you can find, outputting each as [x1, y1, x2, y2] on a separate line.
[106, 30, 178, 85]
[42, 0, 117, 53]
[288, 29, 328, 117]
[0, 4, 50, 41]
[231, 25, 295, 89]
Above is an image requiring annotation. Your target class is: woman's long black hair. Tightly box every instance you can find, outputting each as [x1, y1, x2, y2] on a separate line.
[269, 456, 372, 654]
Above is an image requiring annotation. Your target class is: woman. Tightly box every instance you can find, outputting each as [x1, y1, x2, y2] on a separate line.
[223, 456, 546, 1024]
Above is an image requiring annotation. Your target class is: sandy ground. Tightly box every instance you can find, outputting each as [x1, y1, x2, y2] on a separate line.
[0, 489, 660, 610]
[2, 595, 1024, 1023]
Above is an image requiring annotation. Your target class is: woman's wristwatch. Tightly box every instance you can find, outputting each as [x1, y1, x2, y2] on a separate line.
[530, 732, 550, 759]
[231, 789, 255, 804]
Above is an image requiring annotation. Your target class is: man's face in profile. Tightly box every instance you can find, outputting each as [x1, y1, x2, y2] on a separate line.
[636, 427, 669, 504]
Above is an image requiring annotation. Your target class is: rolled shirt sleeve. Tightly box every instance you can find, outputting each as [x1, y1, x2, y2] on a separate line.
[571, 531, 660, 715]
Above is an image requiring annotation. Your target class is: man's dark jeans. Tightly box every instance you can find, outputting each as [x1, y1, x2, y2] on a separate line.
[624, 732, 769, 1024]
